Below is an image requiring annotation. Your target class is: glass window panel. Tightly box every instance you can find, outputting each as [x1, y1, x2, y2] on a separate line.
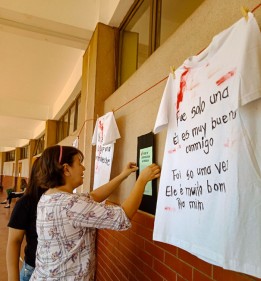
[119, 0, 151, 84]
[34, 134, 45, 156]
[20, 146, 28, 159]
[69, 103, 76, 135]
[57, 119, 63, 142]
[75, 95, 81, 130]
[63, 113, 69, 137]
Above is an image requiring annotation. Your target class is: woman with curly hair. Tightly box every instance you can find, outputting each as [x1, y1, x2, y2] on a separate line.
[30, 145, 160, 281]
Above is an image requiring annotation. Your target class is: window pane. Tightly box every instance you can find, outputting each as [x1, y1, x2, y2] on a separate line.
[34, 134, 45, 156]
[63, 113, 69, 137]
[57, 119, 63, 142]
[119, 0, 151, 84]
[75, 95, 81, 130]
[20, 146, 28, 159]
[160, 0, 204, 45]
[69, 103, 76, 135]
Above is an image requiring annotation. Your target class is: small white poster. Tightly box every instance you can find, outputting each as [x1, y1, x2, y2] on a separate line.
[139, 146, 153, 195]
[92, 112, 120, 189]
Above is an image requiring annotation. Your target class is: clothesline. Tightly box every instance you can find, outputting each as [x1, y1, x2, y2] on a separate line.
[75, 3, 260, 140]
[252, 2, 261, 12]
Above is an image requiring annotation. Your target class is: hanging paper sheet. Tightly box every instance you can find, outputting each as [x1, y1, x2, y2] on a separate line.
[92, 112, 120, 189]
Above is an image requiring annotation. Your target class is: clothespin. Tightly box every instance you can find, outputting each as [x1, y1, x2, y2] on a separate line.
[170, 66, 176, 79]
[241, 6, 249, 21]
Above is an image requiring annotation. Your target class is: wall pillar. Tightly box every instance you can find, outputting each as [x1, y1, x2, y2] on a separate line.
[45, 120, 58, 148]
[80, 23, 119, 192]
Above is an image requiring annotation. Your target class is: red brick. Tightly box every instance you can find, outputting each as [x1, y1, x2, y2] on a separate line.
[98, 255, 120, 281]
[165, 252, 193, 281]
[98, 229, 110, 239]
[132, 221, 154, 240]
[193, 269, 214, 281]
[136, 247, 153, 267]
[97, 232, 109, 246]
[96, 267, 110, 281]
[129, 271, 139, 281]
[135, 267, 151, 281]
[178, 248, 212, 277]
[114, 251, 132, 275]
[143, 262, 164, 281]
[213, 265, 260, 281]
[154, 259, 177, 280]
[145, 213, 155, 229]
[154, 240, 178, 256]
[117, 243, 138, 272]
[132, 211, 147, 224]
[118, 230, 137, 251]
[107, 250, 130, 280]
[145, 240, 165, 261]
[110, 261, 129, 281]
[129, 229, 145, 249]
[177, 275, 188, 281]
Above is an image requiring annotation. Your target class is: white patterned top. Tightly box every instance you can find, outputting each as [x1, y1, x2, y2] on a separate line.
[30, 192, 131, 281]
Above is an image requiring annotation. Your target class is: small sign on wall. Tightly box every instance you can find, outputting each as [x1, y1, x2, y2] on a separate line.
[136, 132, 157, 215]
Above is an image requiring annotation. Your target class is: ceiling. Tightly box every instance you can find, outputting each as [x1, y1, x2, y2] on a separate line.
[0, 0, 134, 152]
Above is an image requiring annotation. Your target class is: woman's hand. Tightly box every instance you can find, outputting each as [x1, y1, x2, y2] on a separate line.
[91, 162, 138, 202]
[137, 163, 161, 184]
[120, 162, 139, 179]
[121, 163, 161, 219]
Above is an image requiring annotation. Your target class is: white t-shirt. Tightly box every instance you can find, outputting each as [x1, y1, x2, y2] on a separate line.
[92, 112, 120, 189]
[153, 13, 261, 278]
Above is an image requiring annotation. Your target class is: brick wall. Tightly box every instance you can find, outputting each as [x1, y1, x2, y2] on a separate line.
[96, 211, 260, 281]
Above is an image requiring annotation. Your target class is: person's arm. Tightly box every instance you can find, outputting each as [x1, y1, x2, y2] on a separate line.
[90, 162, 138, 202]
[6, 227, 25, 281]
[121, 163, 160, 219]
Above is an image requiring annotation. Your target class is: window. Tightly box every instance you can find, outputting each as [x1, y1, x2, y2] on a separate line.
[20, 146, 28, 159]
[118, 0, 204, 85]
[57, 93, 81, 142]
[34, 134, 45, 156]
[63, 112, 69, 137]
[6, 150, 15, 161]
[118, 0, 151, 85]
[69, 104, 76, 136]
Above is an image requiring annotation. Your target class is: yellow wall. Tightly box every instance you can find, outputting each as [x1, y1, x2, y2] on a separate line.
[102, 0, 261, 203]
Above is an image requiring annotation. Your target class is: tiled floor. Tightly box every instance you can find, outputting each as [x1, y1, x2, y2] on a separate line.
[0, 187, 24, 280]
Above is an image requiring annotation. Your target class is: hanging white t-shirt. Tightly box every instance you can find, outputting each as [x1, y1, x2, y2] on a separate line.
[92, 112, 120, 189]
[153, 13, 261, 278]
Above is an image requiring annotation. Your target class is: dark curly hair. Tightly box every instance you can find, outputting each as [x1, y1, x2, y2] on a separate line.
[39, 145, 84, 189]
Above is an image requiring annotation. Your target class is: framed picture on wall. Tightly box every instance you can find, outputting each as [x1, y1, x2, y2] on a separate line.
[136, 132, 157, 215]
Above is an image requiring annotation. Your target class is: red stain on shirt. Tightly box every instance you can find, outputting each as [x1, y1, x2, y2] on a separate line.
[96, 120, 104, 171]
[216, 69, 236, 86]
[168, 148, 176, 154]
[177, 68, 189, 110]
[98, 120, 104, 132]
[98, 120, 104, 142]
[164, 206, 175, 211]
